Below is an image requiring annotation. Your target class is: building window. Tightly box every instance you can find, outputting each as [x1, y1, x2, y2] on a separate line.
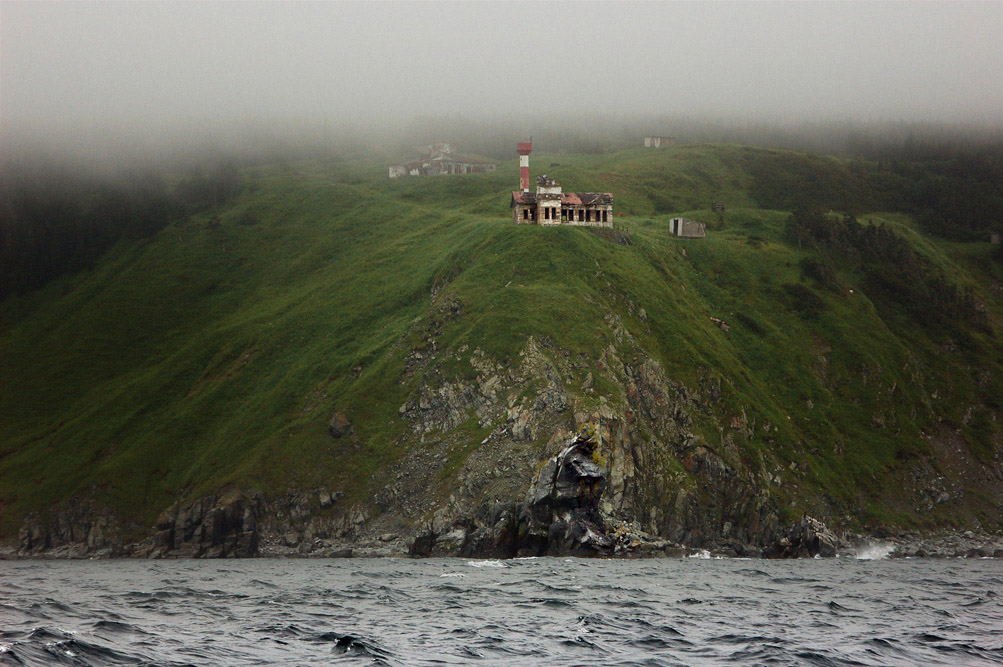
[523, 209, 529, 220]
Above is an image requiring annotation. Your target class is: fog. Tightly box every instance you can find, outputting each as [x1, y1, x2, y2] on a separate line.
[2, 1, 1001, 164]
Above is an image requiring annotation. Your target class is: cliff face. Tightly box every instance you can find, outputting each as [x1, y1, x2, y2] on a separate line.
[9, 327, 781, 557]
[2, 147, 1001, 558]
[12, 324, 1001, 560]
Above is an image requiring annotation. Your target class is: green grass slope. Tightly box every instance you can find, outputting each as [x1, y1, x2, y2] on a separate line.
[1, 144, 1000, 537]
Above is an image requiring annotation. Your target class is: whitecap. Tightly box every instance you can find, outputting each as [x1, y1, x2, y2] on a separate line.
[855, 543, 895, 560]
[688, 550, 711, 559]
[439, 573, 465, 578]
[467, 560, 506, 568]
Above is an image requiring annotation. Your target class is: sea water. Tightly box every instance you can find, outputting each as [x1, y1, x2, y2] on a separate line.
[1, 556, 1001, 665]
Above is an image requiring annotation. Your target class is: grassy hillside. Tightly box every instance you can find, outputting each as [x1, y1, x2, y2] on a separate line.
[1, 144, 1000, 538]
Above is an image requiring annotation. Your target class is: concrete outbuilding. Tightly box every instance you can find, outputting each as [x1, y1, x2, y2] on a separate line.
[669, 217, 706, 238]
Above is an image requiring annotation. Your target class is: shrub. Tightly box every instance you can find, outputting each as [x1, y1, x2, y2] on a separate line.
[798, 256, 841, 292]
[783, 283, 826, 320]
[735, 312, 766, 337]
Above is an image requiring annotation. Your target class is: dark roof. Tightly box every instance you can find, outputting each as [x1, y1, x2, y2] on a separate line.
[513, 191, 611, 206]
[575, 192, 613, 205]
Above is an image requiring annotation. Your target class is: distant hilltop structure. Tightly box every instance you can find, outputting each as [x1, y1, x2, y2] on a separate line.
[388, 143, 496, 178]
[644, 136, 675, 148]
[509, 141, 613, 226]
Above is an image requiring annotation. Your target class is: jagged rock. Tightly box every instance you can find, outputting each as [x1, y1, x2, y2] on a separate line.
[430, 528, 466, 556]
[327, 412, 354, 438]
[406, 426, 616, 559]
[409, 529, 436, 556]
[518, 424, 612, 556]
[145, 490, 263, 558]
[17, 500, 120, 557]
[765, 515, 838, 558]
[508, 407, 534, 442]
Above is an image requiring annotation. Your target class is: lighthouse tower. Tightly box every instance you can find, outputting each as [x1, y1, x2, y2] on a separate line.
[516, 141, 532, 192]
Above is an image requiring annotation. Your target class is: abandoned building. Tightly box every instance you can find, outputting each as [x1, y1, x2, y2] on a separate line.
[670, 217, 706, 238]
[388, 142, 496, 178]
[510, 142, 613, 227]
[644, 136, 675, 148]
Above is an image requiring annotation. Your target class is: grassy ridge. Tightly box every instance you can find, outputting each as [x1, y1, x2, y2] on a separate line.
[1, 145, 1000, 535]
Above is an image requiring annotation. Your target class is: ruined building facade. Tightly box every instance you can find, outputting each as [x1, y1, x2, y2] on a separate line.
[509, 142, 613, 227]
[512, 177, 614, 226]
[389, 143, 496, 178]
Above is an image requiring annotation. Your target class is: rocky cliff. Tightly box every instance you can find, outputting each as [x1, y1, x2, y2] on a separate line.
[10, 325, 1001, 560]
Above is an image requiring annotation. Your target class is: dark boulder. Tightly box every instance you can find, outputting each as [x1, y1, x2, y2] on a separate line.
[327, 412, 354, 438]
[409, 529, 437, 557]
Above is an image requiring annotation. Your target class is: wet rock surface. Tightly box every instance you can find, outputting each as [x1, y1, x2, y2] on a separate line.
[409, 426, 695, 559]
[883, 531, 1003, 559]
[16, 499, 122, 558]
[139, 490, 263, 558]
[764, 515, 839, 558]
[516, 426, 612, 555]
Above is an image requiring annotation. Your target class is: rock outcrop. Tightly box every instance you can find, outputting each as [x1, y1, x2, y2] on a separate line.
[764, 515, 838, 558]
[17, 500, 121, 558]
[140, 490, 263, 558]
[516, 425, 612, 555]
[409, 426, 618, 558]
[327, 412, 354, 438]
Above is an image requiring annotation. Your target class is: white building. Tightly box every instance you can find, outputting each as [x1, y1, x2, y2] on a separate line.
[670, 217, 706, 238]
[644, 136, 675, 148]
[388, 143, 495, 178]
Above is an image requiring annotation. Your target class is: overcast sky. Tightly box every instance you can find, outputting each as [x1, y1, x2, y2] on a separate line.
[2, 0, 1001, 150]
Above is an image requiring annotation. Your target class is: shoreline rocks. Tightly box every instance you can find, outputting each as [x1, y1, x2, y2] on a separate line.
[764, 515, 839, 559]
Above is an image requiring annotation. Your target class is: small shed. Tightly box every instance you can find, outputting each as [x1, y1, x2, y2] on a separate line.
[670, 217, 706, 238]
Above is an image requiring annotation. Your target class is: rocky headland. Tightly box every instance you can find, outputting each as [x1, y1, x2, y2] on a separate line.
[6, 422, 1002, 561]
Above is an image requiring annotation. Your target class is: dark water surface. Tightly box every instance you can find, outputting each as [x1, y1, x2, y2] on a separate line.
[1, 556, 1001, 666]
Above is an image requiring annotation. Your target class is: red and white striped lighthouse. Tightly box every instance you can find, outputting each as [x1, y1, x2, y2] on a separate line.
[516, 141, 532, 192]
